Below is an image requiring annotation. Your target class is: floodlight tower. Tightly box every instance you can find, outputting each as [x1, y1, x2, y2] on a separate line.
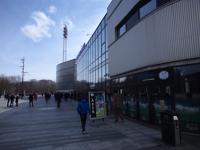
[63, 24, 68, 62]
[20, 57, 27, 95]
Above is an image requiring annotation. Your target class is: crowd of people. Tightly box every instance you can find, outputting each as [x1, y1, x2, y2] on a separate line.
[2, 92, 72, 108]
[4, 93, 19, 107]
[2, 90, 124, 135]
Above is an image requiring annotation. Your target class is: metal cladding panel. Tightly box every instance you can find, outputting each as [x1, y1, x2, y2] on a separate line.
[108, 0, 200, 76]
[107, 0, 121, 18]
[107, 0, 140, 47]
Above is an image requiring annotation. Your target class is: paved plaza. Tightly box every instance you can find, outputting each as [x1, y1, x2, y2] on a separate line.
[0, 96, 199, 150]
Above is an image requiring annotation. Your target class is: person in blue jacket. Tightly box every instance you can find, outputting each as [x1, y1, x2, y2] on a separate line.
[77, 93, 89, 134]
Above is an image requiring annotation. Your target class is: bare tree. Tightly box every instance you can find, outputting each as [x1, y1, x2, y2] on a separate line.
[0, 75, 21, 94]
[0, 74, 56, 95]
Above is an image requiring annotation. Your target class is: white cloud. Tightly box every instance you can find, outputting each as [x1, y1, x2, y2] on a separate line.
[48, 5, 57, 14]
[21, 11, 55, 42]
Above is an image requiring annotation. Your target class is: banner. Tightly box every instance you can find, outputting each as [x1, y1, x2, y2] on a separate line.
[89, 91, 106, 120]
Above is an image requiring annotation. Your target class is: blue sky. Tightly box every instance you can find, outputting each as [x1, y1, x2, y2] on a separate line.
[0, 0, 111, 81]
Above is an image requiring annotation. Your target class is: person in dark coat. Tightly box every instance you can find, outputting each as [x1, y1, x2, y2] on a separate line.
[45, 92, 51, 103]
[112, 91, 124, 122]
[33, 92, 37, 101]
[77, 94, 89, 134]
[29, 93, 34, 107]
[5, 94, 9, 107]
[10, 94, 15, 107]
[15, 95, 19, 107]
[54, 92, 62, 108]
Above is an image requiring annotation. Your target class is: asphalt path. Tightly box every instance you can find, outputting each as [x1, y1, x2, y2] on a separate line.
[0, 96, 198, 150]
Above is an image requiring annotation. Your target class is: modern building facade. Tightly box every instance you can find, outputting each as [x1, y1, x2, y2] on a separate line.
[107, 0, 200, 133]
[56, 59, 76, 93]
[76, 15, 108, 92]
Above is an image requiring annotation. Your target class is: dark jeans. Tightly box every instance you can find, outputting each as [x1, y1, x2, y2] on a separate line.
[80, 113, 87, 131]
[10, 100, 14, 107]
[7, 99, 10, 107]
[114, 107, 124, 122]
[57, 100, 61, 108]
[29, 100, 34, 107]
[15, 100, 18, 107]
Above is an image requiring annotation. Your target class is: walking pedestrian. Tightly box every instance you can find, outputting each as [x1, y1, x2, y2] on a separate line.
[112, 90, 124, 122]
[77, 93, 89, 134]
[15, 94, 19, 107]
[33, 92, 37, 101]
[29, 93, 34, 107]
[54, 92, 62, 108]
[5, 94, 10, 107]
[10, 94, 15, 107]
[45, 92, 51, 103]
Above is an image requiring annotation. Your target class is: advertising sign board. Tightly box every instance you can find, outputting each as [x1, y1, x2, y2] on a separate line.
[89, 91, 106, 120]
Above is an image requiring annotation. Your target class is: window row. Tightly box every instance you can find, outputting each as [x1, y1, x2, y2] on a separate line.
[77, 63, 108, 84]
[77, 29, 106, 70]
[89, 16, 106, 43]
[116, 0, 172, 38]
[77, 52, 108, 75]
[76, 15, 108, 84]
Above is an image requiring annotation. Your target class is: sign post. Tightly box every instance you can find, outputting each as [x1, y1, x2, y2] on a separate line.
[89, 91, 106, 120]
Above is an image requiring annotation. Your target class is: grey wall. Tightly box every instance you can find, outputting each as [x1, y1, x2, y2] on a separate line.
[108, 0, 200, 77]
[107, 0, 140, 46]
[56, 59, 76, 91]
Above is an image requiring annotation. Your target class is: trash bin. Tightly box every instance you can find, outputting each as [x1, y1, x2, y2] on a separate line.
[160, 110, 181, 146]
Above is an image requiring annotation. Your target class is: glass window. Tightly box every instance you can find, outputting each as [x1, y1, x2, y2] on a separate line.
[127, 11, 139, 30]
[102, 53, 106, 63]
[106, 63, 108, 74]
[140, 0, 157, 18]
[101, 17, 105, 29]
[92, 62, 95, 71]
[95, 70, 98, 83]
[157, 0, 171, 7]
[89, 71, 91, 83]
[92, 42, 95, 62]
[98, 56, 101, 65]
[89, 47, 91, 64]
[99, 67, 102, 82]
[86, 50, 88, 67]
[119, 24, 126, 37]
[93, 41, 96, 60]
[105, 27, 107, 51]
[90, 45, 92, 63]
[96, 59, 99, 67]
[99, 35, 101, 57]
[102, 65, 105, 81]
[102, 43, 106, 54]
[91, 72, 93, 83]
[87, 69, 89, 82]
[96, 39, 98, 59]
[93, 32, 96, 41]
[106, 51, 108, 60]
[102, 29, 105, 44]
[96, 36, 99, 58]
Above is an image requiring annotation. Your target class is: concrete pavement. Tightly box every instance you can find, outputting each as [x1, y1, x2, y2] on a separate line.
[0, 96, 199, 150]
